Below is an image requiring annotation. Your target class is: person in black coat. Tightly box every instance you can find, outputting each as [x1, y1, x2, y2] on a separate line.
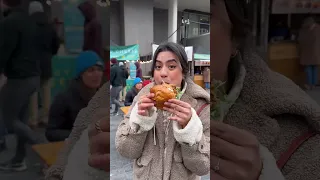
[46, 51, 104, 142]
[124, 77, 143, 106]
[28, 1, 60, 128]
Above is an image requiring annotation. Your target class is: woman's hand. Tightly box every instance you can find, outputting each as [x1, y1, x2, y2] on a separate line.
[163, 99, 192, 128]
[210, 121, 262, 180]
[137, 93, 155, 116]
[88, 109, 110, 172]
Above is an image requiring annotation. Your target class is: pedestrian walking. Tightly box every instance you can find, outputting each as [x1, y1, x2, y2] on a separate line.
[28, 1, 60, 129]
[203, 67, 210, 89]
[135, 61, 142, 79]
[0, 0, 44, 171]
[110, 58, 124, 115]
[119, 62, 129, 102]
[78, 1, 102, 58]
[298, 17, 320, 90]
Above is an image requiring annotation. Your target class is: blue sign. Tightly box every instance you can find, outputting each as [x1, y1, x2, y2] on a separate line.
[129, 62, 136, 78]
[63, 0, 85, 53]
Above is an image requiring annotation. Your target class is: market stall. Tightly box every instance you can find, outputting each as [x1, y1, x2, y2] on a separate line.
[193, 53, 210, 88]
[110, 44, 140, 92]
[267, 0, 320, 86]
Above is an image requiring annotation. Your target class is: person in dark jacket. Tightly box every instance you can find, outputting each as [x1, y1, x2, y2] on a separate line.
[110, 58, 124, 115]
[0, 0, 43, 171]
[124, 77, 142, 106]
[46, 51, 104, 142]
[135, 61, 142, 78]
[28, 1, 60, 129]
[78, 1, 102, 58]
[119, 62, 129, 101]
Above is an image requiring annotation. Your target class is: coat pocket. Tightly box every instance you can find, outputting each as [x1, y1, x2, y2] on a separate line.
[133, 151, 154, 180]
[173, 144, 183, 163]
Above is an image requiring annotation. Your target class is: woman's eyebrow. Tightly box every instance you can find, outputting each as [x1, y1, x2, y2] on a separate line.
[155, 59, 177, 63]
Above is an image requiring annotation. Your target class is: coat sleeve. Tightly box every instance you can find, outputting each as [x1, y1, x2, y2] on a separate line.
[124, 90, 133, 106]
[0, 19, 18, 72]
[51, 25, 60, 55]
[258, 145, 285, 180]
[46, 93, 69, 131]
[115, 86, 156, 159]
[173, 104, 210, 176]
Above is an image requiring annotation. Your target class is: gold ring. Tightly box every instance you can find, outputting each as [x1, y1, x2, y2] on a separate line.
[95, 120, 103, 133]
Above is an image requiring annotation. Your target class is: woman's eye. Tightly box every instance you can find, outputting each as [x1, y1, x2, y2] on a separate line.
[155, 65, 162, 70]
[168, 65, 176, 70]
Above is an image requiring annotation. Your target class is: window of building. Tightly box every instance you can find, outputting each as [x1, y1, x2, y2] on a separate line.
[182, 12, 210, 38]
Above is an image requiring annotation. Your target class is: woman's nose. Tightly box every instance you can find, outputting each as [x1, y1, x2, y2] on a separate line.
[160, 67, 168, 77]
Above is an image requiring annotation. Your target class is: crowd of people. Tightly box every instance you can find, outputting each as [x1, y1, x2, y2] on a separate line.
[0, 0, 106, 175]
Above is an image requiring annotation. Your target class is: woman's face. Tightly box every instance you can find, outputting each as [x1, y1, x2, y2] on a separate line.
[153, 51, 183, 87]
[135, 83, 142, 90]
[211, 0, 233, 81]
[82, 66, 103, 89]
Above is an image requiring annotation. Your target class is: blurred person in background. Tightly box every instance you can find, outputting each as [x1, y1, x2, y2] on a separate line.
[211, 0, 320, 179]
[298, 16, 320, 90]
[0, 0, 43, 171]
[135, 61, 142, 79]
[46, 51, 103, 142]
[110, 58, 124, 116]
[28, 1, 60, 129]
[203, 67, 210, 90]
[119, 61, 129, 102]
[124, 77, 142, 106]
[78, 1, 102, 58]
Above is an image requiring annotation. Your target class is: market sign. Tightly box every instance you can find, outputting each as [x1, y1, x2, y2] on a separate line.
[195, 60, 210, 66]
[63, 0, 85, 53]
[272, 0, 320, 14]
[110, 44, 139, 61]
[194, 53, 210, 60]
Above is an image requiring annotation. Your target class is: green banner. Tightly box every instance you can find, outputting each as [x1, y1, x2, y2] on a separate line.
[110, 44, 139, 60]
[194, 53, 210, 60]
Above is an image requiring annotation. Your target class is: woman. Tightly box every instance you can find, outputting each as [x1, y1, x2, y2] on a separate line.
[124, 77, 142, 106]
[298, 17, 320, 89]
[115, 42, 210, 180]
[45, 51, 104, 142]
[211, 1, 320, 180]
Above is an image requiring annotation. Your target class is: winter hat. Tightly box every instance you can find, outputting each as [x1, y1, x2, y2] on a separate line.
[28, 1, 44, 15]
[133, 77, 142, 86]
[76, 51, 104, 77]
[119, 62, 124, 66]
[111, 58, 118, 64]
[3, 0, 21, 7]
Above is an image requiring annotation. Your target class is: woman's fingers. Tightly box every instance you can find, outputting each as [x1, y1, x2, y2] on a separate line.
[138, 103, 154, 110]
[88, 153, 110, 172]
[163, 102, 186, 113]
[211, 121, 259, 147]
[168, 99, 191, 108]
[210, 154, 238, 179]
[211, 135, 246, 162]
[89, 132, 110, 155]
